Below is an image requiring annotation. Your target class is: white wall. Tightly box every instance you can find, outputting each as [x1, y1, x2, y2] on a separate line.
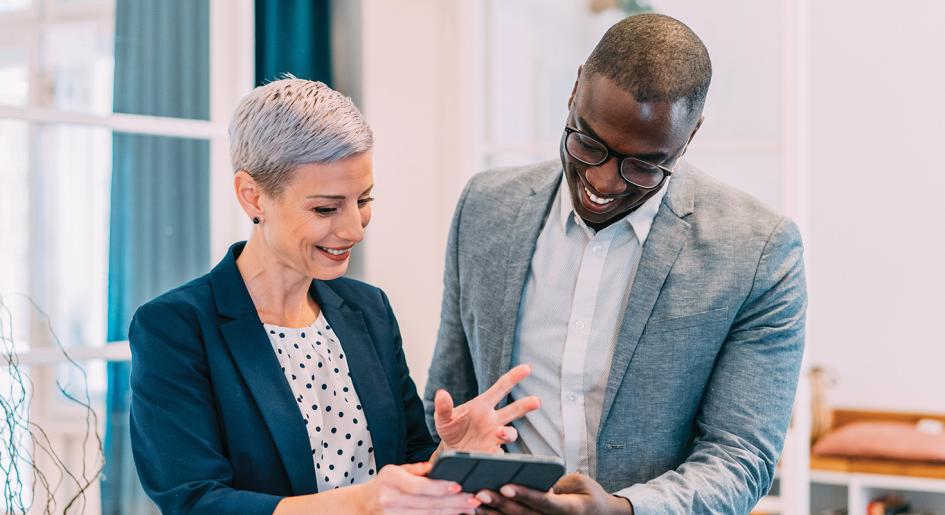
[358, 0, 469, 392]
[356, 0, 945, 415]
[806, 1, 945, 413]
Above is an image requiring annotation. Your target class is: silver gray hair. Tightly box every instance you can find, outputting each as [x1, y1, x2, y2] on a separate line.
[228, 77, 373, 196]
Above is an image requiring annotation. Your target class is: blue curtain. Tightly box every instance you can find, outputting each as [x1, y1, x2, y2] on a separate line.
[102, 1, 210, 513]
[255, 0, 333, 85]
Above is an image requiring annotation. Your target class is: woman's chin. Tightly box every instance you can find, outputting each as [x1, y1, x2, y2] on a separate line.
[309, 259, 348, 281]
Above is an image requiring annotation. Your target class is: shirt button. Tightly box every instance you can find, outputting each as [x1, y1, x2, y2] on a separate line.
[575, 321, 586, 329]
[592, 245, 602, 254]
[568, 393, 577, 401]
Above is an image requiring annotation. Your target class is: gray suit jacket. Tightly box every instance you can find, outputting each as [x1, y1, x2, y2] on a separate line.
[424, 160, 806, 514]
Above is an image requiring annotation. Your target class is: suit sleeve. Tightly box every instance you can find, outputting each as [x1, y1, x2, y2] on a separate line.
[423, 180, 482, 440]
[617, 218, 807, 515]
[129, 302, 283, 515]
[378, 289, 438, 463]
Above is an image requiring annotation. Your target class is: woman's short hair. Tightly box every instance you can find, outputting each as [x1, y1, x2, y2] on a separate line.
[228, 77, 373, 196]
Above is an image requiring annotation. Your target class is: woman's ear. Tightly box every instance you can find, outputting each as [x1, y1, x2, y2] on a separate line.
[234, 171, 264, 223]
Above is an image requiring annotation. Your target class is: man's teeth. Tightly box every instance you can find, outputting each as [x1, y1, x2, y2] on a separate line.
[584, 186, 615, 205]
[320, 247, 348, 256]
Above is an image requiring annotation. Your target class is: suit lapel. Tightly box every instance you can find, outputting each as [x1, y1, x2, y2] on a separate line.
[220, 317, 317, 494]
[489, 169, 561, 398]
[211, 243, 317, 494]
[599, 163, 696, 428]
[314, 281, 399, 470]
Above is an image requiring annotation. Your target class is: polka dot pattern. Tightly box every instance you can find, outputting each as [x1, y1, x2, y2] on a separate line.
[264, 312, 377, 490]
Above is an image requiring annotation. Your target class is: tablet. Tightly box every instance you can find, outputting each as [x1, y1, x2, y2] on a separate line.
[428, 450, 565, 493]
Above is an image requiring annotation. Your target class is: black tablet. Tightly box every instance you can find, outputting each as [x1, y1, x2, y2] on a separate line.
[428, 450, 565, 493]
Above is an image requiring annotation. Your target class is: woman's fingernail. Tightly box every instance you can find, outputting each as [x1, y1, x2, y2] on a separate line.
[476, 492, 492, 504]
[501, 485, 515, 498]
[450, 482, 462, 493]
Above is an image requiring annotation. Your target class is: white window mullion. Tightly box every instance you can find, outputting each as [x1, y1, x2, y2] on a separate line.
[13, 340, 131, 366]
[208, 0, 254, 260]
[0, 104, 226, 139]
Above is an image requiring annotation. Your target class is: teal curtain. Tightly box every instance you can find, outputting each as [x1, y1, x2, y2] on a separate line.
[102, 0, 211, 513]
[255, 0, 333, 85]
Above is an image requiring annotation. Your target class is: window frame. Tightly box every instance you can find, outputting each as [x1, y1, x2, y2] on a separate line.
[1, 1, 254, 512]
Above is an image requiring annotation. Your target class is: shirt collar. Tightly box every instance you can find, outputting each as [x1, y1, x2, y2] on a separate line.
[557, 173, 671, 244]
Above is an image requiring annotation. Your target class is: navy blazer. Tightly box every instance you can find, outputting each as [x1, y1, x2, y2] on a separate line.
[129, 242, 436, 514]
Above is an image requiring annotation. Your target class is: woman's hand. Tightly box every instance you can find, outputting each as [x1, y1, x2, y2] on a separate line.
[434, 364, 541, 453]
[354, 462, 479, 514]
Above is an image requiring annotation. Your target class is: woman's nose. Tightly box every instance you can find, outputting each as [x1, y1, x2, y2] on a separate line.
[584, 160, 627, 195]
[335, 204, 365, 243]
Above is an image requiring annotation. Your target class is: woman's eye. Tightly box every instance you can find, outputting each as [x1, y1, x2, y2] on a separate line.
[314, 207, 336, 215]
[358, 197, 375, 206]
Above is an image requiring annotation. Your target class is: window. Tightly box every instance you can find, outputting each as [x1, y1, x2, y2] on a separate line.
[0, 0, 252, 512]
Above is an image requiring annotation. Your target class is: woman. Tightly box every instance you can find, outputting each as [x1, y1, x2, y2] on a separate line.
[128, 78, 540, 514]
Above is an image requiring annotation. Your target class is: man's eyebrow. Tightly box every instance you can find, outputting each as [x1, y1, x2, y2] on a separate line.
[575, 114, 669, 163]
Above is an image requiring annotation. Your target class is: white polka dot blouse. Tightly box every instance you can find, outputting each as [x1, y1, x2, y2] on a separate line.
[264, 312, 377, 491]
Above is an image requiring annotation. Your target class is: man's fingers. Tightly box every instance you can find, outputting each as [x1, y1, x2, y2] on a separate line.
[481, 364, 532, 406]
[498, 484, 559, 514]
[495, 396, 540, 425]
[551, 472, 588, 494]
[433, 389, 455, 425]
[475, 490, 539, 515]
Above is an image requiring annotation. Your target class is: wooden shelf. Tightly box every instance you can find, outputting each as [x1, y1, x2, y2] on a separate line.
[812, 455, 945, 481]
[809, 409, 945, 514]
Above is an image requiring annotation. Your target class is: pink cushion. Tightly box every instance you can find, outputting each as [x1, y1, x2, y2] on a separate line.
[813, 421, 945, 463]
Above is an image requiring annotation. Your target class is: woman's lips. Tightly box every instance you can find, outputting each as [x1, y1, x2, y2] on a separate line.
[316, 245, 353, 262]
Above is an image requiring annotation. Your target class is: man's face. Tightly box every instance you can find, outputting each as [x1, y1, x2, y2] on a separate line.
[561, 71, 700, 228]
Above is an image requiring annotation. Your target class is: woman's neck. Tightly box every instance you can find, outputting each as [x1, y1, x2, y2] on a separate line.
[236, 237, 320, 328]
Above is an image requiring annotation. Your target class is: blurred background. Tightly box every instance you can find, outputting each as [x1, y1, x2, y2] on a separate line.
[0, 0, 943, 513]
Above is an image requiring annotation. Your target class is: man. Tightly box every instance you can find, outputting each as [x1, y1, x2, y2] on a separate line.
[425, 13, 806, 515]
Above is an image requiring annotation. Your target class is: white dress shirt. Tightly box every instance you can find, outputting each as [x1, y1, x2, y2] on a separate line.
[507, 173, 669, 476]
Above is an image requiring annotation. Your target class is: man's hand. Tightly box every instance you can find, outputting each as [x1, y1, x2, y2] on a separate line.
[473, 473, 633, 515]
[434, 364, 540, 453]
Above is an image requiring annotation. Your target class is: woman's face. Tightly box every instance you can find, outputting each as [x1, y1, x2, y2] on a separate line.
[258, 151, 374, 281]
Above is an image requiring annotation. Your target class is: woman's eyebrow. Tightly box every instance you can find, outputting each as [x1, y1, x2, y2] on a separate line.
[306, 185, 374, 200]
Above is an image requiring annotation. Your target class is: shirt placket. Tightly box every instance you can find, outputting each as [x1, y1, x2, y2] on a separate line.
[560, 224, 613, 474]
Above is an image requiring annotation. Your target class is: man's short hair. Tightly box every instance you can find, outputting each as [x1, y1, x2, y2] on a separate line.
[584, 13, 712, 118]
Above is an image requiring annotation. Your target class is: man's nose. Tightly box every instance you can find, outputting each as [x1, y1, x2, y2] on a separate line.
[584, 159, 627, 195]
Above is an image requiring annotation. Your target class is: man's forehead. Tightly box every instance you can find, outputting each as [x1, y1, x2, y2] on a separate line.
[574, 74, 693, 153]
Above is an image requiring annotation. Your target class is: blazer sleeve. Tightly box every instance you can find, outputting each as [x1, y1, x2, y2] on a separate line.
[378, 289, 438, 463]
[129, 301, 283, 515]
[617, 218, 807, 514]
[423, 179, 482, 440]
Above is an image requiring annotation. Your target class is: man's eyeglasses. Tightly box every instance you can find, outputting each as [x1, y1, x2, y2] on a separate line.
[562, 126, 673, 189]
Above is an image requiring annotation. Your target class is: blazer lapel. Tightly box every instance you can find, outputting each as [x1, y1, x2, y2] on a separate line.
[313, 281, 400, 470]
[488, 169, 561, 397]
[220, 317, 317, 494]
[599, 164, 695, 428]
[211, 243, 316, 495]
